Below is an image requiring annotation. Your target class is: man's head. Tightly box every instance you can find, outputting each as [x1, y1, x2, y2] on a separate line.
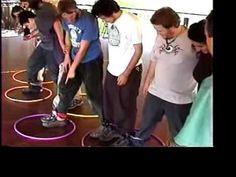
[205, 10, 213, 56]
[57, 0, 79, 24]
[188, 20, 208, 54]
[20, 0, 30, 10]
[91, 0, 120, 23]
[150, 7, 180, 39]
[11, 5, 24, 20]
[18, 10, 36, 30]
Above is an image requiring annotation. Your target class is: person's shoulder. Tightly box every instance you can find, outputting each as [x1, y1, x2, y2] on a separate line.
[123, 12, 141, 28]
[201, 75, 213, 89]
[80, 10, 96, 22]
[125, 12, 140, 21]
[82, 10, 94, 18]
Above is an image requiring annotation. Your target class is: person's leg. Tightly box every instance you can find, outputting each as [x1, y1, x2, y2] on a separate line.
[45, 50, 59, 83]
[114, 64, 142, 135]
[35, 38, 44, 82]
[97, 71, 122, 141]
[109, 65, 142, 147]
[132, 94, 165, 146]
[42, 68, 82, 128]
[22, 46, 46, 94]
[52, 63, 83, 110]
[103, 71, 117, 125]
[81, 56, 104, 122]
[164, 101, 192, 142]
[79, 56, 105, 138]
[56, 69, 82, 114]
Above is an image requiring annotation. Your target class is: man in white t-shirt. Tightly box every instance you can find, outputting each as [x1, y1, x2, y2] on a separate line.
[131, 7, 199, 146]
[92, 0, 143, 146]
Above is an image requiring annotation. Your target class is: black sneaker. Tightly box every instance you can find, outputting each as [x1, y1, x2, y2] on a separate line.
[129, 136, 145, 147]
[41, 113, 67, 128]
[41, 112, 55, 123]
[68, 98, 83, 110]
[99, 126, 122, 142]
[22, 85, 43, 95]
[110, 136, 131, 147]
[89, 125, 104, 139]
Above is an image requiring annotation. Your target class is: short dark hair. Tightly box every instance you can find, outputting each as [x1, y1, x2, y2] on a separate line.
[150, 7, 180, 28]
[11, 5, 24, 19]
[18, 10, 36, 26]
[206, 10, 213, 37]
[57, 0, 77, 15]
[27, 0, 42, 10]
[91, 0, 120, 17]
[188, 20, 206, 43]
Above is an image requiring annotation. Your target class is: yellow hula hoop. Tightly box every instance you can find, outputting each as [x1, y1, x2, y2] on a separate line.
[5, 86, 53, 103]
[12, 69, 54, 85]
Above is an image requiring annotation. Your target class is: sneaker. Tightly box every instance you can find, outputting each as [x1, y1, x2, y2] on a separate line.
[68, 98, 83, 110]
[129, 136, 145, 147]
[99, 126, 122, 142]
[41, 113, 67, 128]
[22, 85, 43, 95]
[41, 112, 55, 123]
[89, 125, 104, 139]
[110, 136, 131, 147]
[41, 111, 66, 123]
[37, 67, 45, 82]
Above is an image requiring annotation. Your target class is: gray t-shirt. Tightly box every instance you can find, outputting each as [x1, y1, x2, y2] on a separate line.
[34, 2, 57, 50]
[149, 29, 198, 104]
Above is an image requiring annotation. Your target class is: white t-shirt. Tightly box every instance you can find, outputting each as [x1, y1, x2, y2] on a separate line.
[148, 29, 198, 104]
[107, 11, 142, 76]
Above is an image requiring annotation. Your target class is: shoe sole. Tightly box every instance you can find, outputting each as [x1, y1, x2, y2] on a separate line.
[42, 121, 67, 128]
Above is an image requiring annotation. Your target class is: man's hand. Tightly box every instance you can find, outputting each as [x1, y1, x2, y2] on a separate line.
[23, 34, 32, 41]
[63, 55, 71, 73]
[117, 74, 128, 86]
[63, 46, 70, 55]
[65, 67, 76, 84]
[142, 82, 150, 96]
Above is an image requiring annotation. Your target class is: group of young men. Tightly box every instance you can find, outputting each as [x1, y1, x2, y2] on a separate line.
[14, 0, 213, 147]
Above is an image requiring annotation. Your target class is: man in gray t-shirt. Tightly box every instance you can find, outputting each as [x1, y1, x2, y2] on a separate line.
[131, 7, 198, 146]
[19, 1, 64, 94]
[34, 2, 57, 50]
[19, 0, 83, 110]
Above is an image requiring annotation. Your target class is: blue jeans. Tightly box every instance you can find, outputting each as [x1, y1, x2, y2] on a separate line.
[27, 45, 62, 84]
[136, 93, 192, 142]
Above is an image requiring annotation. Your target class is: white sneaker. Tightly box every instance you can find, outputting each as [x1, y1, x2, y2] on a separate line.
[37, 67, 45, 82]
[53, 95, 83, 110]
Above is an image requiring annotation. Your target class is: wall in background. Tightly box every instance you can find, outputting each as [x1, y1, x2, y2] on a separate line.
[77, 0, 212, 15]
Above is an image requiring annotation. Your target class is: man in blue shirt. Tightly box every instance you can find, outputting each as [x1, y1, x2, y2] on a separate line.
[41, 0, 104, 131]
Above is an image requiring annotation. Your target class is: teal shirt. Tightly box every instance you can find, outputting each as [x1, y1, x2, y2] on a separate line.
[174, 75, 213, 147]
